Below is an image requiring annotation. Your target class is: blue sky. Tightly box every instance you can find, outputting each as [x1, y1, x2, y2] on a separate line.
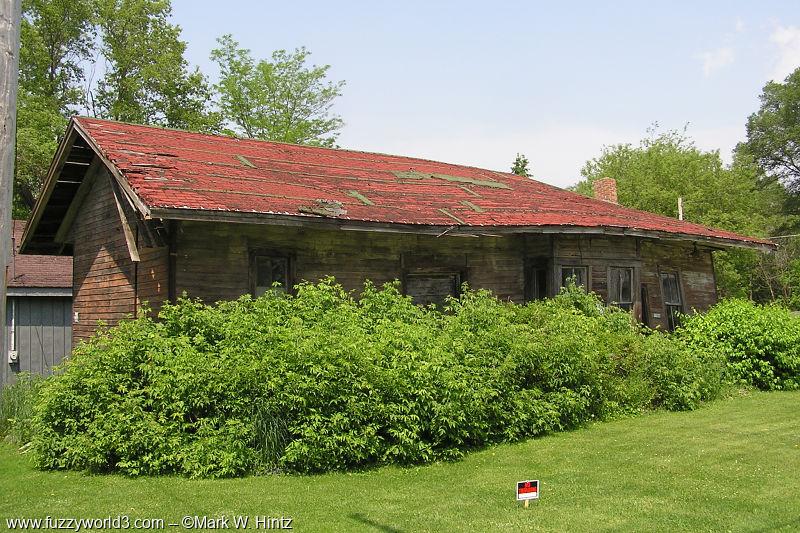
[171, 0, 800, 187]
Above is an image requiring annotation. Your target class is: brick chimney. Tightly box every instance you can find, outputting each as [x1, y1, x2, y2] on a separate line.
[593, 177, 618, 204]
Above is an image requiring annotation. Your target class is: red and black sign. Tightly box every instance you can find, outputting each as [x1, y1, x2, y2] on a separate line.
[516, 480, 539, 500]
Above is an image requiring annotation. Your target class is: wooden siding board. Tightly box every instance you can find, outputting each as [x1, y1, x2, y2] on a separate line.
[70, 168, 137, 344]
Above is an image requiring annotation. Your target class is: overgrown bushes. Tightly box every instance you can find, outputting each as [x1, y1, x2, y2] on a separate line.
[677, 299, 800, 390]
[31, 280, 723, 477]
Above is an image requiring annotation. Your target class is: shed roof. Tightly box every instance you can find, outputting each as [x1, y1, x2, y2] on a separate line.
[22, 117, 775, 253]
[7, 220, 72, 289]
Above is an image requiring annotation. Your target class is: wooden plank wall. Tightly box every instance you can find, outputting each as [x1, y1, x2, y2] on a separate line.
[3, 296, 72, 386]
[136, 236, 168, 315]
[70, 170, 136, 342]
[641, 240, 717, 329]
[68, 207, 720, 340]
[554, 235, 717, 329]
[173, 222, 718, 333]
[174, 222, 538, 304]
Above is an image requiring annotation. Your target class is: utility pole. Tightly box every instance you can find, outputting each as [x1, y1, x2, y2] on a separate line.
[1, 0, 22, 374]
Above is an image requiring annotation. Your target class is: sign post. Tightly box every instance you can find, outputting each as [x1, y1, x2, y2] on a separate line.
[516, 480, 539, 508]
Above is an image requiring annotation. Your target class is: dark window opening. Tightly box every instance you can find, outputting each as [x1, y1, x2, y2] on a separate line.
[560, 266, 588, 290]
[660, 271, 683, 331]
[608, 267, 633, 310]
[405, 273, 460, 307]
[254, 255, 289, 296]
[525, 263, 548, 301]
[640, 285, 650, 327]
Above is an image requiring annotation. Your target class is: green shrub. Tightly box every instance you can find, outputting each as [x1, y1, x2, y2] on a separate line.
[0, 373, 44, 445]
[677, 299, 800, 390]
[33, 279, 721, 477]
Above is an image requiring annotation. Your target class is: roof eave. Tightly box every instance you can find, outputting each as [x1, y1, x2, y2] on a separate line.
[20, 118, 152, 255]
[19, 119, 80, 254]
[148, 207, 776, 252]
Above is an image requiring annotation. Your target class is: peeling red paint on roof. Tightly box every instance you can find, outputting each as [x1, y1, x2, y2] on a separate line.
[73, 117, 773, 247]
[8, 221, 72, 288]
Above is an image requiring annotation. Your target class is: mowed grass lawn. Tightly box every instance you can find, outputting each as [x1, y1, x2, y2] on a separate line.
[1, 391, 798, 532]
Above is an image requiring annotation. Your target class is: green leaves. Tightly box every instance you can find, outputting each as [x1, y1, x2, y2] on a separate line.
[92, 0, 220, 131]
[677, 299, 800, 391]
[742, 67, 800, 193]
[511, 153, 531, 177]
[32, 279, 727, 477]
[210, 35, 345, 146]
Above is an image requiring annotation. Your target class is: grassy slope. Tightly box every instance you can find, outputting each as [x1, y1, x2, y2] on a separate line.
[1, 391, 798, 532]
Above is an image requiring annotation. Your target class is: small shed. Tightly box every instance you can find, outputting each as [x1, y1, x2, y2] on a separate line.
[3, 220, 73, 386]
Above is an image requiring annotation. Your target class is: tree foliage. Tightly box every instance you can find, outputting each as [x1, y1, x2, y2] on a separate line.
[741, 67, 800, 193]
[90, 0, 219, 131]
[511, 153, 531, 177]
[14, 0, 222, 216]
[574, 126, 795, 302]
[210, 35, 345, 146]
[19, 0, 94, 108]
[15, 0, 95, 217]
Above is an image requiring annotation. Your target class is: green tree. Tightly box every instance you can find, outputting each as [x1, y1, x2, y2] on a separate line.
[91, 0, 219, 131]
[19, 0, 94, 108]
[511, 153, 531, 177]
[15, 0, 95, 217]
[15, 0, 220, 216]
[575, 127, 791, 301]
[740, 67, 800, 194]
[210, 35, 345, 146]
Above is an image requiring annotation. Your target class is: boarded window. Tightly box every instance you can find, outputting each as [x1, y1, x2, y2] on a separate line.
[608, 267, 633, 310]
[560, 266, 588, 289]
[254, 255, 289, 296]
[660, 271, 683, 331]
[405, 273, 460, 306]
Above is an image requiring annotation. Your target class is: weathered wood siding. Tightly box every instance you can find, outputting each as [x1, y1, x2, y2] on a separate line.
[3, 296, 72, 386]
[68, 207, 719, 340]
[174, 222, 537, 304]
[172, 223, 717, 332]
[552, 234, 716, 329]
[70, 168, 169, 344]
[71, 171, 136, 342]
[136, 240, 169, 315]
[640, 240, 717, 329]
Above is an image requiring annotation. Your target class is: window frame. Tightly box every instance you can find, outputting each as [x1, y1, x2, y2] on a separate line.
[250, 250, 292, 297]
[402, 271, 462, 307]
[659, 270, 684, 331]
[607, 266, 634, 311]
[559, 265, 589, 291]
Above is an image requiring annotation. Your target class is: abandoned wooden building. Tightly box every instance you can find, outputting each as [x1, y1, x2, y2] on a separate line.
[21, 117, 774, 344]
[4, 220, 73, 386]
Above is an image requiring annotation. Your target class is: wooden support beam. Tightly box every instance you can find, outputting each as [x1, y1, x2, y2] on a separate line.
[109, 175, 140, 262]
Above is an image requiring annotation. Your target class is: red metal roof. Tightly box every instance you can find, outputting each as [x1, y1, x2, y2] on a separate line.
[8, 220, 72, 288]
[72, 117, 772, 248]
